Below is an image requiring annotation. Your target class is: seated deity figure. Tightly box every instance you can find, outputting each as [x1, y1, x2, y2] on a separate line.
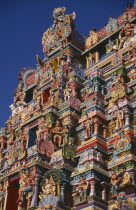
[40, 178, 53, 197]
[119, 13, 135, 49]
[120, 168, 131, 187]
[17, 166, 36, 208]
[52, 121, 63, 148]
[85, 28, 99, 49]
[49, 176, 57, 196]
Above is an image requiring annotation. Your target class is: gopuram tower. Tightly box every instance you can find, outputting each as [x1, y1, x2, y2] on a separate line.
[0, 3, 136, 210]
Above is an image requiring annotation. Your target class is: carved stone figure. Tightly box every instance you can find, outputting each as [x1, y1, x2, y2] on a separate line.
[120, 167, 131, 187]
[64, 84, 72, 101]
[85, 28, 99, 49]
[33, 88, 42, 109]
[116, 110, 124, 130]
[78, 177, 89, 202]
[82, 118, 92, 139]
[119, 13, 135, 49]
[52, 121, 63, 148]
[42, 7, 76, 53]
[110, 171, 120, 197]
[17, 166, 36, 209]
[86, 53, 95, 68]
[39, 171, 61, 208]
[0, 179, 8, 210]
[106, 16, 118, 34]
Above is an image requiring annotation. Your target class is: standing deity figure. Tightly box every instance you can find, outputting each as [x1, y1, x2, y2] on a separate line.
[110, 171, 120, 197]
[116, 110, 124, 130]
[14, 81, 27, 107]
[118, 13, 135, 49]
[85, 28, 99, 49]
[0, 179, 8, 210]
[86, 53, 95, 68]
[36, 119, 46, 140]
[82, 118, 92, 139]
[78, 177, 89, 202]
[20, 128, 29, 152]
[33, 88, 42, 109]
[52, 121, 63, 148]
[17, 166, 36, 209]
[8, 124, 15, 146]
[64, 84, 72, 101]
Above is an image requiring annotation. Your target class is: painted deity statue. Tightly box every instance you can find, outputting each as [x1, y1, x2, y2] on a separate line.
[85, 28, 99, 49]
[64, 84, 72, 101]
[120, 168, 131, 187]
[78, 177, 89, 202]
[17, 166, 36, 209]
[106, 16, 118, 34]
[82, 118, 92, 139]
[33, 88, 42, 109]
[0, 179, 8, 210]
[52, 121, 63, 148]
[119, 13, 135, 49]
[116, 110, 124, 130]
[110, 171, 120, 197]
[39, 176, 59, 208]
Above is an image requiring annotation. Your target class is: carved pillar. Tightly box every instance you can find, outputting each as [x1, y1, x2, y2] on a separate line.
[94, 122, 99, 134]
[89, 178, 99, 196]
[31, 174, 41, 207]
[101, 182, 110, 201]
[61, 183, 66, 203]
[125, 113, 130, 125]
[86, 56, 89, 68]
[95, 51, 99, 63]
[101, 86, 105, 95]
[67, 53, 73, 63]
[103, 126, 107, 138]
[130, 171, 135, 186]
[94, 83, 99, 92]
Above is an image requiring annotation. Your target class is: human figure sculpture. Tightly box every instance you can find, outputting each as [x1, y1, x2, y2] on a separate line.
[36, 119, 46, 140]
[17, 166, 36, 208]
[78, 177, 89, 202]
[49, 176, 57, 196]
[0, 179, 8, 210]
[116, 110, 124, 130]
[82, 118, 92, 139]
[33, 88, 42, 109]
[110, 171, 120, 197]
[86, 53, 95, 68]
[64, 84, 72, 101]
[118, 13, 135, 49]
[85, 28, 99, 49]
[52, 121, 63, 148]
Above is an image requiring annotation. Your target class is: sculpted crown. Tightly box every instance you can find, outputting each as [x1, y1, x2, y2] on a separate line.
[42, 7, 76, 54]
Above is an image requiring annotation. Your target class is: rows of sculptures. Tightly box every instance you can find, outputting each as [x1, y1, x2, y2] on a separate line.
[0, 3, 136, 210]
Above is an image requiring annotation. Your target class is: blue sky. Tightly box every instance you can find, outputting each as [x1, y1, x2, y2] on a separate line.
[0, 0, 134, 127]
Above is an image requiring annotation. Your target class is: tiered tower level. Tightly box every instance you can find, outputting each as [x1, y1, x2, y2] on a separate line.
[0, 4, 136, 210]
